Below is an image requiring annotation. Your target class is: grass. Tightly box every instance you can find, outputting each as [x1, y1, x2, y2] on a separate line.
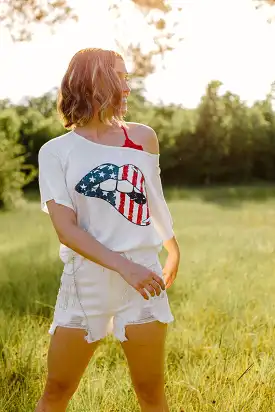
[1, 186, 275, 411]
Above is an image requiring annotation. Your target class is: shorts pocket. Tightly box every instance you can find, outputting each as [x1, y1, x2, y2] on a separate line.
[58, 254, 85, 310]
[61, 253, 86, 277]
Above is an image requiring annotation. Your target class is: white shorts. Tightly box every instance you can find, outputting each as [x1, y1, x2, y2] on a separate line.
[49, 247, 174, 343]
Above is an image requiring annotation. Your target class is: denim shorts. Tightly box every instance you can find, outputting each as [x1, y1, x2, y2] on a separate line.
[49, 247, 174, 343]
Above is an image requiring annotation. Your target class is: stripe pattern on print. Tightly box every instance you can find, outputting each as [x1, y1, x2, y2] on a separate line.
[75, 162, 151, 227]
[116, 164, 150, 226]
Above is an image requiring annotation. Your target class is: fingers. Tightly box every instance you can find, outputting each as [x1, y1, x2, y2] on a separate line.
[152, 273, 165, 290]
[149, 279, 162, 296]
[145, 284, 156, 297]
[163, 272, 176, 289]
[137, 285, 155, 300]
[165, 279, 172, 289]
[137, 287, 150, 300]
[137, 272, 165, 300]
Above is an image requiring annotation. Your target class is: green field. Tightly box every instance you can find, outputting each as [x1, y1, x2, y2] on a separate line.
[1, 187, 275, 412]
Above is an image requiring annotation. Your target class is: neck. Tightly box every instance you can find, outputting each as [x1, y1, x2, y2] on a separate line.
[74, 114, 114, 134]
[73, 113, 122, 142]
[85, 113, 113, 128]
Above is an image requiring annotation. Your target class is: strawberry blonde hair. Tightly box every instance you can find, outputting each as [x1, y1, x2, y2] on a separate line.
[57, 48, 126, 129]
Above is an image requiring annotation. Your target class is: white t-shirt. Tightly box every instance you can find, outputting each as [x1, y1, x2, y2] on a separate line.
[38, 131, 174, 257]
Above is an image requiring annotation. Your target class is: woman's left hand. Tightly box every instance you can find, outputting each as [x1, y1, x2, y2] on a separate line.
[162, 236, 180, 289]
[163, 252, 180, 289]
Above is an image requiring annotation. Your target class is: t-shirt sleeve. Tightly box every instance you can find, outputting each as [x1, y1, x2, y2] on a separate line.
[146, 156, 174, 242]
[38, 144, 75, 214]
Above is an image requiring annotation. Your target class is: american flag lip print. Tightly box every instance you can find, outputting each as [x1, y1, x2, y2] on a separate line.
[75, 163, 151, 226]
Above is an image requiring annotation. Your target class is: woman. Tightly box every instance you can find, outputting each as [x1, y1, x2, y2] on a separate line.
[36, 48, 180, 412]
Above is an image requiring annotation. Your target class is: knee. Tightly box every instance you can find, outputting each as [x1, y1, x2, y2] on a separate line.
[43, 377, 78, 403]
[135, 376, 164, 405]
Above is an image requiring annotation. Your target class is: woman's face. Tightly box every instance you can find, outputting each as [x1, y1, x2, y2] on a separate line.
[114, 58, 131, 115]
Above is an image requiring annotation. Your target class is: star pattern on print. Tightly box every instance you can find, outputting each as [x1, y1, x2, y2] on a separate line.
[75, 163, 151, 226]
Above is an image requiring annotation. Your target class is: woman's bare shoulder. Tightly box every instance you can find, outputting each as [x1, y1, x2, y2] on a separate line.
[126, 122, 159, 155]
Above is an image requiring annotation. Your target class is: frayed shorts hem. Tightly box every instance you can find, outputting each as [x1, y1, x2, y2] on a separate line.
[50, 246, 174, 343]
[49, 314, 174, 344]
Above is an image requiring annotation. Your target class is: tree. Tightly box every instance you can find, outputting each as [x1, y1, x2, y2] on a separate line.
[2, 0, 182, 82]
[0, 109, 36, 209]
[3, 0, 275, 71]
[22, 89, 58, 118]
[114, 0, 275, 80]
[1, 0, 77, 42]
[109, 0, 183, 81]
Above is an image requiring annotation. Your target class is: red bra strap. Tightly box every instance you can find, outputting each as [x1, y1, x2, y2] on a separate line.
[121, 125, 130, 141]
[121, 126, 143, 151]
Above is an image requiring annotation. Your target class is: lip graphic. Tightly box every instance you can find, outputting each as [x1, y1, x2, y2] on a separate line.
[75, 163, 151, 226]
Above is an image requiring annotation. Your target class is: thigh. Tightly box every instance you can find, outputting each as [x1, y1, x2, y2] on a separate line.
[46, 327, 100, 389]
[121, 321, 167, 386]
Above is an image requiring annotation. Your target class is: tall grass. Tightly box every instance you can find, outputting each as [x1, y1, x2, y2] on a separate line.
[1, 187, 275, 411]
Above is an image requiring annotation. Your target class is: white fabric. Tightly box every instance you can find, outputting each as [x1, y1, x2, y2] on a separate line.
[49, 247, 174, 343]
[38, 131, 174, 258]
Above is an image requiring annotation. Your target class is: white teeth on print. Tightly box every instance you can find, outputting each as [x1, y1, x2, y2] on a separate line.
[75, 162, 151, 227]
[100, 179, 117, 191]
[117, 180, 133, 193]
[98, 178, 142, 194]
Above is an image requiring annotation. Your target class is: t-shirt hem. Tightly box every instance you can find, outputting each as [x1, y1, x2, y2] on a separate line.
[161, 231, 175, 243]
[41, 199, 75, 214]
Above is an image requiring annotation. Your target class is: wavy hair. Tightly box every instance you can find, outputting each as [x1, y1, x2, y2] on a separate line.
[57, 48, 126, 129]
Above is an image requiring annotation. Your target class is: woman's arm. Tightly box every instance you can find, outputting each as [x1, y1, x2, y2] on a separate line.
[46, 200, 165, 299]
[163, 236, 180, 289]
[141, 124, 180, 288]
[47, 200, 127, 272]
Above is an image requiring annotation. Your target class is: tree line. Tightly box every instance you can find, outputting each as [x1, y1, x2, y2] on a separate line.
[1, 81, 275, 208]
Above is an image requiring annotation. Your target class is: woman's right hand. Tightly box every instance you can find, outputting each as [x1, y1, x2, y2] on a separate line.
[118, 260, 165, 300]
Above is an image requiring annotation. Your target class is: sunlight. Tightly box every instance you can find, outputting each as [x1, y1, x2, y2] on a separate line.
[0, 0, 275, 107]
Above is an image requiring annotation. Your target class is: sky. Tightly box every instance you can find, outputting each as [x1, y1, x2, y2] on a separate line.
[0, 0, 275, 108]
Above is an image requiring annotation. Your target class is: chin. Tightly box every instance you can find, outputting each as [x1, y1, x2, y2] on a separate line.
[121, 106, 128, 116]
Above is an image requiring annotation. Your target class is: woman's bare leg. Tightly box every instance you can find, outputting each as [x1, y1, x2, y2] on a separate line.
[35, 327, 100, 412]
[121, 321, 169, 412]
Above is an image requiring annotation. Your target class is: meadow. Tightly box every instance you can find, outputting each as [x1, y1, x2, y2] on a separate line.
[1, 187, 275, 411]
